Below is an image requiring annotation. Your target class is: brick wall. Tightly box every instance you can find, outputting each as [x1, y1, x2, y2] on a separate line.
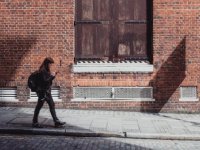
[0, 0, 199, 112]
[0, 0, 74, 104]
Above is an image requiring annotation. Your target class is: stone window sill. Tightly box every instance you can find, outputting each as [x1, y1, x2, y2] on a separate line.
[73, 61, 153, 73]
[71, 98, 155, 102]
[0, 98, 19, 102]
[28, 98, 62, 102]
[179, 98, 199, 102]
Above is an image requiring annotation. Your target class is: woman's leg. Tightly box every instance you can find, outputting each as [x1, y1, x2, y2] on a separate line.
[33, 92, 45, 124]
[46, 94, 59, 122]
[33, 99, 45, 123]
[46, 93, 66, 127]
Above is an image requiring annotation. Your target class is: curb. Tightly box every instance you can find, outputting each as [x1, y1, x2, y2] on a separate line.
[0, 127, 123, 138]
[126, 133, 200, 141]
[1, 127, 200, 141]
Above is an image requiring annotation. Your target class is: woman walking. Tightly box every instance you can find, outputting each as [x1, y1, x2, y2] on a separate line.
[32, 57, 65, 128]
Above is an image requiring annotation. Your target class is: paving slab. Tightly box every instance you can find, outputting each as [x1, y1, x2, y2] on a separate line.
[0, 107, 200, 140]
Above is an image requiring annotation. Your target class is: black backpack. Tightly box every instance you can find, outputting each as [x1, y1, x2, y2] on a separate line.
[28, 71, 40, 92]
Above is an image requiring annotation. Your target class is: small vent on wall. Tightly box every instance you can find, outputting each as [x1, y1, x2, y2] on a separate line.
[180, 86, 198, 101]
[29, 87, 61, 101]
[73, 87, 153, 101]
[0, 88, 17, 101]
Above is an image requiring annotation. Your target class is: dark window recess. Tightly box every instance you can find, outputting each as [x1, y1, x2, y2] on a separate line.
[75, 0, 152, 62]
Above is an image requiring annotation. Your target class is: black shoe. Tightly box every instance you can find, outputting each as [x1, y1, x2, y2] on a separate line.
[55, 120, 66, 127]
[32, 123, 43, 128]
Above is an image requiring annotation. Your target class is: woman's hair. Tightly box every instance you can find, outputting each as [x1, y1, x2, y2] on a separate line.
[39, 57, 54, 72]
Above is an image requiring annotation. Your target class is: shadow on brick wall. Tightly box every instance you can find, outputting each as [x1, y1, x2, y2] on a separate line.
[0, 35, 37, 83]
[141, 36, 186, 112]
[0, 35, 37, 106]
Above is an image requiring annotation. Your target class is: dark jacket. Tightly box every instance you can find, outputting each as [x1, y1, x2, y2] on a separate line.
[37, 70, 55, 93]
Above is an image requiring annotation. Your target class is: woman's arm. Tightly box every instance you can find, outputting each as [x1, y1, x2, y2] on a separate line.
[42, 71, 55, 83]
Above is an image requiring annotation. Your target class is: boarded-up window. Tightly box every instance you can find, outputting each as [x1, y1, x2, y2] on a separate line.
[75, 0, 152, 61]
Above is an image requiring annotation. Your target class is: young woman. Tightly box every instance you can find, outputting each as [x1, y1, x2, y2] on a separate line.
[32, 57, 65, 128]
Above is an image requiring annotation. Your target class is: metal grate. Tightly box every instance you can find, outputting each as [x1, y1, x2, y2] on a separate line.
[0, 88, 17, 101]
[74, 87, 112, 99]
[114, 87, 153, 99]
[76, 60, 150, 64]
[73, 87, 153, 100]
[30, 87, 60, 100]
[51, 87, 60, 100]
[180, 87, 197, 99]
[30, 91, 37, 99]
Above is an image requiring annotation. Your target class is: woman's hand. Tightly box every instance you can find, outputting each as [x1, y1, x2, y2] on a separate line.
[51, 71, 59, 76]
[55, 71, 59, 76]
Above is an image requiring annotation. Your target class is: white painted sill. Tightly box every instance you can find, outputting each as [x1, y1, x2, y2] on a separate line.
[71, 98, 155, 102]
[28, 98, 62, 102]
[179, 98, 199, 102]
[0, 98, 19, 102]
[73, 61, 153, 73]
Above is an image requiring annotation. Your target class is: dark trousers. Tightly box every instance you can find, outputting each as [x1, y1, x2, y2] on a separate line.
[33, 91, 59, 123]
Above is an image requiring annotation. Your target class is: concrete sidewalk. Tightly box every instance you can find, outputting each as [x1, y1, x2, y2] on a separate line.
[0, 107, 200, 140]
